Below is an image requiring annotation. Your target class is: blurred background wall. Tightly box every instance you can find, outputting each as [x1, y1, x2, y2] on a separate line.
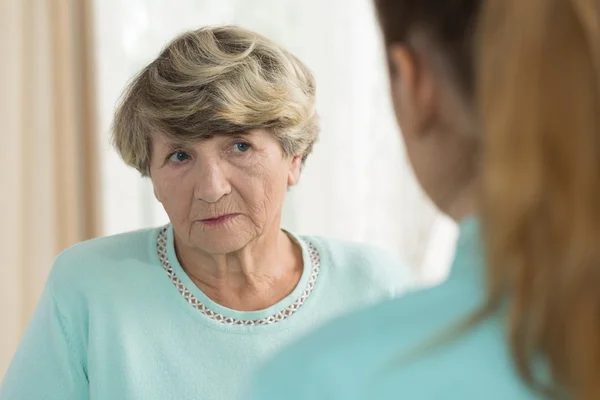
[0, 0, 457, 379]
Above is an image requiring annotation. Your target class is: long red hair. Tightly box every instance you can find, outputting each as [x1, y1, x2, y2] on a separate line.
[375, 0, 600, 398]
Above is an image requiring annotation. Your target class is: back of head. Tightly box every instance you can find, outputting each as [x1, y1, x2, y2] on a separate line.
[112, 25, 318, 176]
[375, 0, 600, 398]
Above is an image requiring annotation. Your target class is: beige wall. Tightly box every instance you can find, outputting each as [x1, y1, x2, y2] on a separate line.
[0, 0, 100, 379]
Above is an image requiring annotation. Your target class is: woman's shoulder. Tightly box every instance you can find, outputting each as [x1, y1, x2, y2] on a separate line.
[300, 234, 416, 294]
[48, 226, 163, 291]
[302, 235, 405, 268]
[54, 226, 160, 266]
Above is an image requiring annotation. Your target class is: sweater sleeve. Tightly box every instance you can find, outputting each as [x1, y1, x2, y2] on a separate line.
[0, 281, 89, 400]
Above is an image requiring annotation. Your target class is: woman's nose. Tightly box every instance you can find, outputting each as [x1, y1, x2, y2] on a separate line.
[193, 160, 232, 203]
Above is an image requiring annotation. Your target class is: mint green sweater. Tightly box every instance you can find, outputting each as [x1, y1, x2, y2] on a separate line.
[0, 225, 412, 400]
[246, 218, 542, 400]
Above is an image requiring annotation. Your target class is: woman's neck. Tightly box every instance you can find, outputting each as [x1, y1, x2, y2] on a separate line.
[175, 228, 303, 311]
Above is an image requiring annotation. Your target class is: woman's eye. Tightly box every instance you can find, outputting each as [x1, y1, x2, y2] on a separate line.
[168, 151, 191, 163]
[233, 142, 251, 153]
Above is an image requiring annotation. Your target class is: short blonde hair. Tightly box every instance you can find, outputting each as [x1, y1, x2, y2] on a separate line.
[112, 25, 319, 176]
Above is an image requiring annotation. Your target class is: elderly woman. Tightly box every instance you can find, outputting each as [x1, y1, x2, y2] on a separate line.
[0, 26, 412, 400]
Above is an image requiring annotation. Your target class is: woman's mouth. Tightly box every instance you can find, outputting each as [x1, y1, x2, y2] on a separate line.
[199, 214, 239, 227]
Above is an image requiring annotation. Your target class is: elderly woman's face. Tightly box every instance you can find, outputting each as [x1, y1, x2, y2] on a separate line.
[150, 129, 302, 254]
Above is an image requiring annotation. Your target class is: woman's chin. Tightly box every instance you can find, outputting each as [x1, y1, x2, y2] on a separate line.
[190, 229, 253, 255]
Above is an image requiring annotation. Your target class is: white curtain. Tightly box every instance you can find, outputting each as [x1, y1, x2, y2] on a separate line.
[92, 0, 458, 283]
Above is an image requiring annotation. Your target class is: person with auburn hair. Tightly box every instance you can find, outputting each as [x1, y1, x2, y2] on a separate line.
[0, 25, 412, 400]
[247, 0, 600, 399]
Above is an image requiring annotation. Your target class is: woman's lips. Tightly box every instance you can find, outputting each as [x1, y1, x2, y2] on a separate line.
[199, 214, 238, 227]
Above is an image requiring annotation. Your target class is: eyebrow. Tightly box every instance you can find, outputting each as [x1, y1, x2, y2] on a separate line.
[160, 131, 254, 152]
[161, 139, 194, 153]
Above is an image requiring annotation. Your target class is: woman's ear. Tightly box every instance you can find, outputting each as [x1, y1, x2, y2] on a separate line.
[388, 43, 438, 138]
[388, 44, 416, 91]
[287, 155, 302, 186]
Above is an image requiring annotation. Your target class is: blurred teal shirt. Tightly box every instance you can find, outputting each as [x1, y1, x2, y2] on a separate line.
[247, 218, 543, 400]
